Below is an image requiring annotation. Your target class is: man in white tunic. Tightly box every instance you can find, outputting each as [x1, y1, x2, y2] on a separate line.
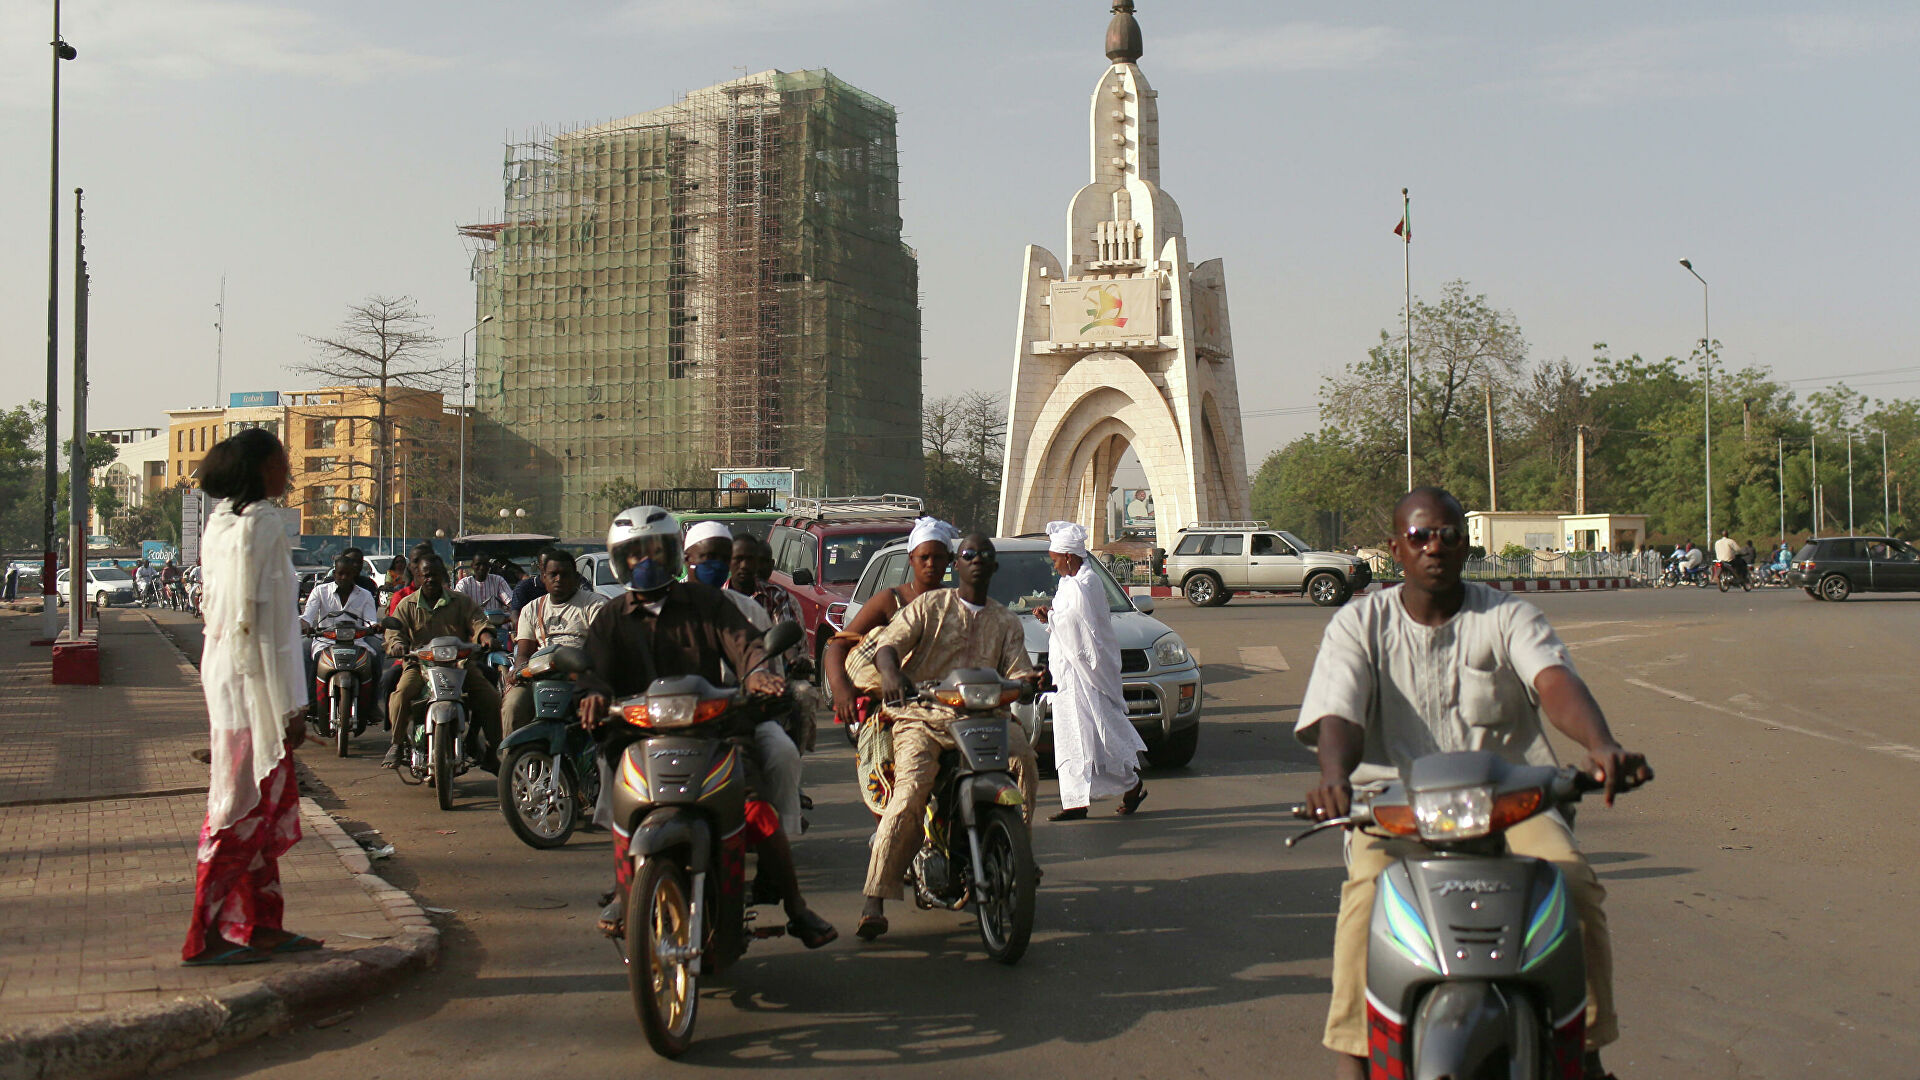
[1038, 521, 1147, 821]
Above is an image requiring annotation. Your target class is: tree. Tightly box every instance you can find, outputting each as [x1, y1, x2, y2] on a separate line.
[922, 391, 1004, 532]
[290, 296, 456, 541]
[0, 405, 44, 551]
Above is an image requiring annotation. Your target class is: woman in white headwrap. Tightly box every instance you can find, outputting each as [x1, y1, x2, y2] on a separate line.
[826, 516, 956, 815]
[1038, 520, 1147, 820]
[182, 429, 319, 965]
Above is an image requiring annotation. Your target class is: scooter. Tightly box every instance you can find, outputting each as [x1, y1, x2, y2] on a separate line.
[893, 669, 1039, 966]
[307, 614, 381, 758]
[381, 616, 489, 812]
[497, 644, 598, 848]
[1288, 751, 1644, 1080]
[609, 621, 807, 1058]
[1715, 558, 1750, 593]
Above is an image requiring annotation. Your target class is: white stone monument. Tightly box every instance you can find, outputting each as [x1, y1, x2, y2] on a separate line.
[997, 1, 1251, 552]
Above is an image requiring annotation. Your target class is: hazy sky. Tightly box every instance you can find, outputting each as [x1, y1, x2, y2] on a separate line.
[3, 0, 1916, 480]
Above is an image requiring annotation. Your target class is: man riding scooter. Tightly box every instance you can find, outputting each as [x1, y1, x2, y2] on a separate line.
[381, 553, 504, 773]
[576, 505, 836, 949]
[301, 555, 381, 722]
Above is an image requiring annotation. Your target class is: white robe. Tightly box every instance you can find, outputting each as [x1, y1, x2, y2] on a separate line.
[1047, 562, 1145, 808]
[199, 500, 307, 833]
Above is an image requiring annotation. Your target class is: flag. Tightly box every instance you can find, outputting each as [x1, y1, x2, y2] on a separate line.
[1393, 204, 1410, 241]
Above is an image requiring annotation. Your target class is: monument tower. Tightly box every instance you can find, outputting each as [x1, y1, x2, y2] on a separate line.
[997, 1, 1251, 551]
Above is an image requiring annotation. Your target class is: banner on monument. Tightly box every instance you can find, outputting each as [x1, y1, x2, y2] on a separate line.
[1047, 277, 1159, 346]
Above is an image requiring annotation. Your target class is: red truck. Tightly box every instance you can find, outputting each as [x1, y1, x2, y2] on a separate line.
[764, 495, 923, 671]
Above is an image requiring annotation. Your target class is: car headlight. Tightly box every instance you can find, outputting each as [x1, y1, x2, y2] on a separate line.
[1412, 785, 1493, 841]
[1152, 633, 1190, 668]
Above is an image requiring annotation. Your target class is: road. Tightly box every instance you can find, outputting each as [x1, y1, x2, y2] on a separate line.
[148, 585, 1920, 1079]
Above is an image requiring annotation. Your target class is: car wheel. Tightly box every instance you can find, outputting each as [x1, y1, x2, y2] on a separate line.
[1306, 572, 1349, 607]
[95, 591, 109, 609]
[1818, 574, 1851, 602]
[1184, 572, 1221, 608]
[1147, 724, 1199, 768]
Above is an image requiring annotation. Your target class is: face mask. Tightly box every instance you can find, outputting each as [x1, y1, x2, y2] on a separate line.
[629, 557, 675, 592]
[692, 559, 729, 588]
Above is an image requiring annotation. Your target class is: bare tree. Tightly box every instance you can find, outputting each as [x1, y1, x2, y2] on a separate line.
[923, 390, 1005, 531]
[289, 297, 455, 543]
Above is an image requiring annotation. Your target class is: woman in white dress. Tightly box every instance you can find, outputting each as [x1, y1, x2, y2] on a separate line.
[181, 428, 320, 965]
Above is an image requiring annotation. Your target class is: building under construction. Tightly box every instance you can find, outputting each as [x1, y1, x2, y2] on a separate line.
[461, 69, 922, 537]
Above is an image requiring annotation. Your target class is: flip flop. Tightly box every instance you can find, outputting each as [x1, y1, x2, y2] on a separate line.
[855, 914, 888, 941]
[787, 909, 839, 949]
[183, 944, 268, 967]
[1118, 784, 1149, 816]
[598, 898, 626, 939]
[1049, 807, 1089, 822]
[268, 934, 323, 954]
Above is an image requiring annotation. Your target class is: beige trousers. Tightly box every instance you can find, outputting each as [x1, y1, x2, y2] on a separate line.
[861, 715, 1038, 900]
[1324, 811, 1616, 1056]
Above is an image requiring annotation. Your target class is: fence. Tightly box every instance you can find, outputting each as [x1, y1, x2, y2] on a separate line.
[1100, 549, 1662, 589]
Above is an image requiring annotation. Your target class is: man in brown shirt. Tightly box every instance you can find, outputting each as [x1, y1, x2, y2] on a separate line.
[381, 553, 502, 771]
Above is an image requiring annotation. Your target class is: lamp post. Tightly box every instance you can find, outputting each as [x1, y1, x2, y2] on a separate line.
[1882, 429, 1892, 533]
[40, 2, 78, 643]
[1679, 259, 1711, 544]
[457, 314, 494, 539]
[1846, 432, 1855, 535]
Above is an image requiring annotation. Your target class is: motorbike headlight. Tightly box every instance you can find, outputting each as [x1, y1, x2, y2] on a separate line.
[431, 645, 458, 663]
[1411, 785, 1493, 841]
[1152, 633, 1190, 668]
[958, 683, 1001, 711]
[646, 693, 697, 728]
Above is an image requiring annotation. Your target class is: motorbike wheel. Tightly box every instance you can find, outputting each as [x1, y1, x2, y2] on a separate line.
[334, 690, 351, 758]
[1718, 576, 1729, 593]
[498, 747, 575, 848]
[433, 723, 456, 811]
[627, 859, 699, 1057]
[974, 806, 1037, 965]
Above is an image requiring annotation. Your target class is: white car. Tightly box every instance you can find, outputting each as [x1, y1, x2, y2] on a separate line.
[56, 566, 138, 608]
[840, 537, 1204, 767]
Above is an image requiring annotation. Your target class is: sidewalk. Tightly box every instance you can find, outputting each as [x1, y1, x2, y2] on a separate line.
[0, 609, 437, 1080]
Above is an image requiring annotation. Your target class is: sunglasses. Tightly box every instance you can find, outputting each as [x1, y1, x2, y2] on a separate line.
[955, 548, 996, 563]
[1403, 525, 1465, 550]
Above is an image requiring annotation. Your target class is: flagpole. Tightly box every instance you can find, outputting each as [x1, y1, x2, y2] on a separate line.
[1402, 187, 1413, 492]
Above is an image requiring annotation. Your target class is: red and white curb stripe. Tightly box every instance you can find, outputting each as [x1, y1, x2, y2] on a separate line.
[1126, 577, 1632, 599]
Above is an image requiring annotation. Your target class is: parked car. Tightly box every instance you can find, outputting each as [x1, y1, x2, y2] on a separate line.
[1163, 522, 1371, 607]
[842, 536, 1204, 767]
[55, 565, 137, 608]
[764, 495, 924, 666]
[1785, 536, 1920, 601]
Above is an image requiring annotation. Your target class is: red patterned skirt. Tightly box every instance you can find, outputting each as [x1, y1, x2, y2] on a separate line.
[182, 756, 302, 958]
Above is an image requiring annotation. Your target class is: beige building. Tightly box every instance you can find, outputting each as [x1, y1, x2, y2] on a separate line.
[997, 4, 1250, 551]
[1467, 511, 1649, 553]
[92, 427, 167, 535]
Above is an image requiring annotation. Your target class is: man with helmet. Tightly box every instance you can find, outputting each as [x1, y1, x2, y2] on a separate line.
[577, 506, 836, 949]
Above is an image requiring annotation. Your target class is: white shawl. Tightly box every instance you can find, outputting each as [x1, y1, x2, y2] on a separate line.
[199, 500, 307, 832]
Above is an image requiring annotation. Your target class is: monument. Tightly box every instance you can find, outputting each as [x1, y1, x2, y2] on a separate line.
[996, 1, 1251, 552]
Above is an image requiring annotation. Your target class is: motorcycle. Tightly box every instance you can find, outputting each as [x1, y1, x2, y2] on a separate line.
[135, 576, 158, 608]
[1715, 558, 1751, 593]
[892, 669, 1040, 966]
[306, 614, 382, 758]
[496, 644, 599, 848]
[609, 621, 809, 1058]
[381, 615, 491, 811]
[1288, 751, 1643, 1080]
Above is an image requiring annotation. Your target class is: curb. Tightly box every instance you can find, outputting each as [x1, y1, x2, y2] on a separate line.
[0, 620, 441, 1080]
[1127, 577, 1634, 600]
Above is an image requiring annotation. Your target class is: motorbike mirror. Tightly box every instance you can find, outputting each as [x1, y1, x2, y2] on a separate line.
[379, 616, 404, 631]
[761, 620, 803, 659]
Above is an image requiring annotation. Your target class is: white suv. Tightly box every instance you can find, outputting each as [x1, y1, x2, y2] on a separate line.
[1164, 522, 1370, 607]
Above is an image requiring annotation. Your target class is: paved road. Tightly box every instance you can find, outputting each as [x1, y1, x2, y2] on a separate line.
[150, 586, 1920, 1079]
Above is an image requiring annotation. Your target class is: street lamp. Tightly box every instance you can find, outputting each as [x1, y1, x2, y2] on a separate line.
[457, 313, 495, 538]
[40, 2, 78, 643]
[1679, 259, 1711, 542]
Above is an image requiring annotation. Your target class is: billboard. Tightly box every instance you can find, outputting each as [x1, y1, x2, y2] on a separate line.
[229, 391, 281, 408]
[715, 468, 799, 510]
[1047, 276, 1160, 346]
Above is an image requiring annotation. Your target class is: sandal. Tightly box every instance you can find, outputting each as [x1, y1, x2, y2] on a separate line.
[855, 914, 888, 941]
[183, 943, 268, 967]
[597, 897, 625, 939]
[787, 909, 838, 949]
[1049, 807, 1088, 822]
[1118, 783, 1149, 816]
[267, 933, 324, 954]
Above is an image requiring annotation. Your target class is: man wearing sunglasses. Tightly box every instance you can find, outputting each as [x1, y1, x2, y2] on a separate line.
[1295, 487, 1652, 1080]
[849, 533, 1040, 941]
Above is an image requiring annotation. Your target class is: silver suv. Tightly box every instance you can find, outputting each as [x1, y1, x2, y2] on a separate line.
[1165, 521, 1370, 607]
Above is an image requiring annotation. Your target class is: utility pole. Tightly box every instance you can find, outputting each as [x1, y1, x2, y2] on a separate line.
[1402, 188, 1414, 492]
[1680, 259, 1711, 544]
[1777, 437, 1784, 550]
[214, 275, 225, 406]
[1484, 379, 1497, 511]
[1882, 430, 1892, 534]
[1575, 425, 1587, 515]
[1811, 436, 1821, 539]
[1847, 433, 1855, 535]
[67, 188, 88, 639]
[41, 1, 78, 644]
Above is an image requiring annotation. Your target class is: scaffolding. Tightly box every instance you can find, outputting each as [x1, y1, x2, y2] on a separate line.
[462, 69, 923, 538]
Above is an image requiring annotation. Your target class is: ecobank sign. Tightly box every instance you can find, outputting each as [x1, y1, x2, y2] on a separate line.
[229, 391, 280, 408]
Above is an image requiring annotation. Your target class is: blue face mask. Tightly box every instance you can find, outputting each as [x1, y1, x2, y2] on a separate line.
[628, 557, 675, 592]
[692, 558, 730, 588]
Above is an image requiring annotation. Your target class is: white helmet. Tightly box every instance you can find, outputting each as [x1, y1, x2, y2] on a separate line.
[607, 505, 683, 592]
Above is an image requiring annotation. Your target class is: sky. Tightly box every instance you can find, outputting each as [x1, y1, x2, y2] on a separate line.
[3, 0, 1916, 487]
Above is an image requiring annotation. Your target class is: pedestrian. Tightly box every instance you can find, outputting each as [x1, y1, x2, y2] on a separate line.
[3, 562, 16, 602]
[1036, 520, 1147, 821]
[182, 427, 321, 966]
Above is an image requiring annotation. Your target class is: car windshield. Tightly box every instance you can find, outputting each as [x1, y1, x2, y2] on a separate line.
[821, 532, 901, 585]
[290, 550, 325, 568]
[93, 568, 132, 582]
[922, 550, 1133, 614]
[1278, 530, 1315, 553]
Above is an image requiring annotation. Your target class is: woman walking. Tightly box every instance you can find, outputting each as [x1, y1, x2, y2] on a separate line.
[181, 428, 321, 966]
